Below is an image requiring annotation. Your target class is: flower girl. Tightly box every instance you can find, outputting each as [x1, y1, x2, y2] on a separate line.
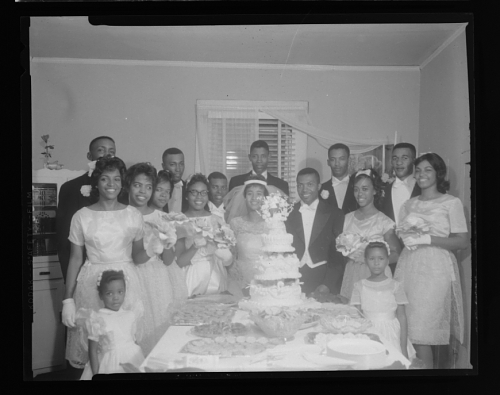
[76, 270, 144, 379]
[175, 174, 233, 297]
[350, 241, 415, 360]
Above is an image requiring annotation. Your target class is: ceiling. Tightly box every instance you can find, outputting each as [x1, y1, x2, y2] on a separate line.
[30, 17, 467, 67]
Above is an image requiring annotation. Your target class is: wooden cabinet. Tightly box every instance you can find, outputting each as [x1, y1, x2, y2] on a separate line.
[32, 262, 66, 376]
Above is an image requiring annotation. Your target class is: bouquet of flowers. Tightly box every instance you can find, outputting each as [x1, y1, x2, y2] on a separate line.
[144, 219, 177, 250]
[335, 232, 365, 257]
[396, 214, 432, 250]
[258, 192, 293, 223]
[213, 224, 236, 249]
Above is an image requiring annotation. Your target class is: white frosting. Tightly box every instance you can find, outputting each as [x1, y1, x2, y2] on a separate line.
[254, 254, 302, 280]
[262, 233, 295, 252]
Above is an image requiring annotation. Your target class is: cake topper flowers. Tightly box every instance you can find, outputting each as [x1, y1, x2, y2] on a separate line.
[257, 193, 293, 223]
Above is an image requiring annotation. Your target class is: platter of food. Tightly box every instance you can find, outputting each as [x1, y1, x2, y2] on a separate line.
[189, 322, 248, 338]
[181, 336, 284, 357]
[304, 332, 381, 348]
[171, 302, 236, 325]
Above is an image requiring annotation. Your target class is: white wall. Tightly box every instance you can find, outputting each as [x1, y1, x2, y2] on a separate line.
[31, 60, 420, 184]
[419, 30, 472, 368]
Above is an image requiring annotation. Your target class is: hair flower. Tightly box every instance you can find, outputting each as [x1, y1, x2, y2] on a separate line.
[80, 185, 92, 197]
[320, 190, 330, 199]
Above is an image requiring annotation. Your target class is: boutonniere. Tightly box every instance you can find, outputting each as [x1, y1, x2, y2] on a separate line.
[381, 173, 395, 184]
[320, 190, 330, 199]
[88, 160, 97, 177]
[81, 185, 92, 197]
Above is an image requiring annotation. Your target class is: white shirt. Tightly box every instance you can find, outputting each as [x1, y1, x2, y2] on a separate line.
[331, 175, 349, 210]
[208, 201, 226, 222]
[251, 169, 268, 180]
[298, 199, 326, 269]
[168, 180, 183, 213]
[392, 176, 416, 226]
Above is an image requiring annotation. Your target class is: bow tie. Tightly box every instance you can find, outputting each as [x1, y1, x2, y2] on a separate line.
[393, 177, 411, 189]
[299, 204, 316, 213]
[332, 177, 349, 187]
[87, 161, 97, 177]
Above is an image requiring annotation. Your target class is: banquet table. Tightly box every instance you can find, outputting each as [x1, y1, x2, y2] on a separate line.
[140, 308, 411, 372]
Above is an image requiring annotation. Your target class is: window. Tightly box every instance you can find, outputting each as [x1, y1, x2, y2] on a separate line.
[197, 101, 307, 201]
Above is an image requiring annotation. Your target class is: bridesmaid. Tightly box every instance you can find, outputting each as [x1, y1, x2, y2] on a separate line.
[61, 156, 162, 370]
[339, 169, 401, 300]
[175, 174, 231, 297]
[395, 153, 468, 368]
[124, 163, 186, 356]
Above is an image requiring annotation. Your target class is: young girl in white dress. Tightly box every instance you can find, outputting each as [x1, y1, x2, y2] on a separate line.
[340, 169, 401, 300]
[394, 153, 468, 368]
[77, 270, 144, 379]
[62, 156, 167, 370]
[175, 174, 232, 297]
[350, 241, 416, 360]
[124, 164, 188, 356]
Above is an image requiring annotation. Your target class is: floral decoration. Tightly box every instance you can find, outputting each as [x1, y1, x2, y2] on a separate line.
[80, 185, 92, 197]
[257, 193, 293, 223]
[395, 214, 432, 250]
[320, 190, 330, 199]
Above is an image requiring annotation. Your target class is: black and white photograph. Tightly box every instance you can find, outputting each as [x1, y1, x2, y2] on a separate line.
[23, 13, 477, 381]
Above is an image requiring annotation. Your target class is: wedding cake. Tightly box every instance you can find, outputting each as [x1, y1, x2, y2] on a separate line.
[239, 195, 320, 312]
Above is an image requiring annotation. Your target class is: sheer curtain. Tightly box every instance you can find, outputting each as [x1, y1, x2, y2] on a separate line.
[195, 100, 390, 175]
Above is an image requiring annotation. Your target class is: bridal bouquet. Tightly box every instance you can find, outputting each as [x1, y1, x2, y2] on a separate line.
[396, 214, 432, 250]
[258, 193, 293, 223]
[335, 232, 366, 258]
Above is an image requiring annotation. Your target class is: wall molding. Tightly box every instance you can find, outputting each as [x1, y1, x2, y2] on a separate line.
[419, 24, 467, 70]
[31, 57, 420, 72]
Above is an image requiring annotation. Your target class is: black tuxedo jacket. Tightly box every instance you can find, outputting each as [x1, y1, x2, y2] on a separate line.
[285, 200, 345, 295]
[381, 181, 421, 223]
[319, 174, 358, 214]
[163, 181, 188, 214]
[228, 171, 289, 196]
[56, 172, 128, 280]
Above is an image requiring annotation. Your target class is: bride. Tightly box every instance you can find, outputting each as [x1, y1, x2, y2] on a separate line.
[224, 175, 286, 297]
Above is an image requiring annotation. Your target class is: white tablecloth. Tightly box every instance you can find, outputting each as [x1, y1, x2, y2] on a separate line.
[140, 309, 411, 372]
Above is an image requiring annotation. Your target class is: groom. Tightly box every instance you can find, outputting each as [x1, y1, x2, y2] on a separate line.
[285, 168, 345, 295]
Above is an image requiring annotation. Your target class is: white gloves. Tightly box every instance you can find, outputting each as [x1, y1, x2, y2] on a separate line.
[348, 248, 365, 263]
[146, 236, 165, 257]
[214, 248, 233, 266]
[193, 235, 207, 249]
[403, 234, 431, 250]
[62, 298, 76, 328]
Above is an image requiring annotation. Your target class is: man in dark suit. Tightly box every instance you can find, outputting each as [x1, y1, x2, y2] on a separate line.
[381, 142, 421, 274]
[206, 172, 228, 220]
[56, 136, 127, 281]
[285, 168, 345, 295]
[161, 147, 188, 213]
[319, 143, 358, 214]
[228, 140, 289, 196]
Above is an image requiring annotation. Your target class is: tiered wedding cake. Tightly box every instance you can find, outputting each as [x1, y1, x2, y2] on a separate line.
[239, 194, 320, 311]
